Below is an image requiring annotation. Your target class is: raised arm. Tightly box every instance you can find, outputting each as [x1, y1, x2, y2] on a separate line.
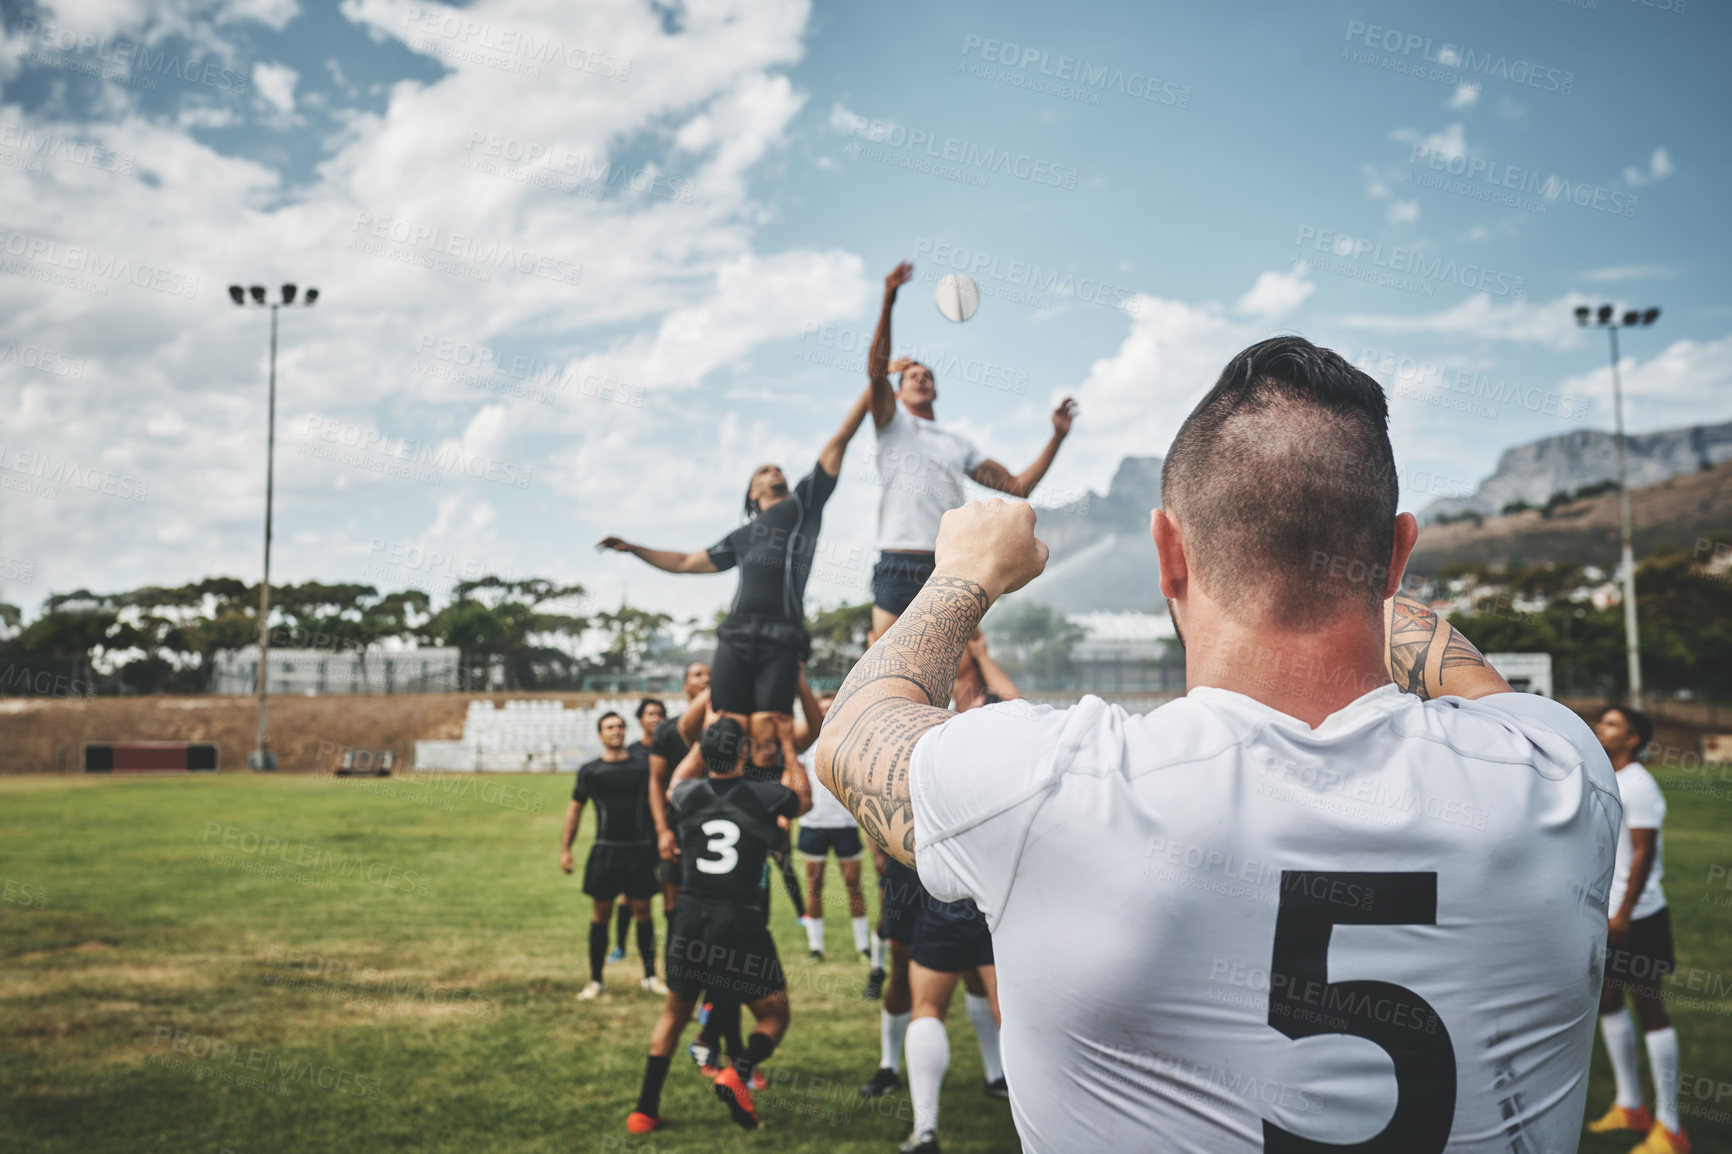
[596, 538, 717, 574]
[1383, 593, 1512, 701]
[670, 740, 706, 787]
[868, 262, 915, 429]
[677, 689, 710, 744]
[647, 753, 678, 862]
[777, 715, 813, 817]
[969, 398, 1077, 497]
[817, 501, 1047, 864]
[792, 667, 823, 752]
[817, 385, 875, 477]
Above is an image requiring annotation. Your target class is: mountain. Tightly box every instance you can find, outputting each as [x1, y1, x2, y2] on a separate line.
[1406, 458, 1732, 575]
[1027, 456, 1164, 613]
[1422, 420, 1732, 522]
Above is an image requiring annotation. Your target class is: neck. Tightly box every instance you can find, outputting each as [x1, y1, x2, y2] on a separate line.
[1178, 611, 1391, 728]
[903, 398, 935, 421]
[756, 492, 788, 512]
[600, 746, 630, 762]
[1610, 751, 1636, 770]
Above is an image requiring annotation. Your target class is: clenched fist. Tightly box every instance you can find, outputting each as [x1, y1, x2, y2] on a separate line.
[933, 499, 1049, 600]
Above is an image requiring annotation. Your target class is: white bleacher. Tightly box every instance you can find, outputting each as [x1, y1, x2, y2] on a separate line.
[413, 698, 644, 773]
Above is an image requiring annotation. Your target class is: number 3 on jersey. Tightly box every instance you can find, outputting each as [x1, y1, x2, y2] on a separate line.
[1265, 871, 1456, 1154]
[695, 819, 742, 874]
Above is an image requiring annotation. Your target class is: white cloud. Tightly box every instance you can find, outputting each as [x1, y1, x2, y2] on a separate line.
[1447, 82, 1479, 109]
[1623, 147, 1673, 186]
[1582, 265, 1678, 283]
[1235, 267, 1314, 320]
[1337, 293, 1595, 351]
[1552, 336, 1732, 432]
[1387, 199, 1420, 224]
[1390, 121, 1467, 163]
[252, 61, 298, 114]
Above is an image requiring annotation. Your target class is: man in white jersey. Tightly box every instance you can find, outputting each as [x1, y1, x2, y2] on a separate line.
[792, 681, 873, 962]
[1585, 705, 1688, 1154]
[818, 336, 1622, 1154]
[865, 261, 1077, 644]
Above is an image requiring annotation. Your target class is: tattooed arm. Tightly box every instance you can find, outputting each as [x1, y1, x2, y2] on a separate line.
[1383, 593, 1512, 700]
[817, 500, 1049, 866]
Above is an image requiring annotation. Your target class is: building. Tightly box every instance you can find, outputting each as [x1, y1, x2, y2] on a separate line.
[211, 647, 463, 695]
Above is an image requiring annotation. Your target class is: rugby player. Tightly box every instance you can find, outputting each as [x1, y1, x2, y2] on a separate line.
[612, 698, 668, 961]
[648, 664, 712, 916]
[627, 716, 813, 1135]
[791, 680, 872, 963]
[1586, 705, 1688, 1154]
[863, 260, 1077, 645]
[819, 336, 1622, 1152]
[561, 712, 666, 999]
[599, 386, 873, 767]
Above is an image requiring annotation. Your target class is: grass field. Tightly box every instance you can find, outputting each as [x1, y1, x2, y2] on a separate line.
[1, 766, 1728, 1154]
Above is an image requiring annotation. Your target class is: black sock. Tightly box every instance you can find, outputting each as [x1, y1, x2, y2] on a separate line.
[636, 1054, 671, 1117]
[732, 1031, 776, 1081]
[720, 999, 744, 1059]
[588, 921, 608, 984]
[636, 918, 656, 977]
[615, 903, 632, 950]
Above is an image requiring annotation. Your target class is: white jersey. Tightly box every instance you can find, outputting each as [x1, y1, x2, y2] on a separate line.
[799, 748, 857, 830]
[1608, 761, 1667, 920]
[909, 684, 1620, 1154]
[872, 404, 986, 552]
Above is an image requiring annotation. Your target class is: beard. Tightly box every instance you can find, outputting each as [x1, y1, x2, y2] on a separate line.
[767, 481, 789, 498]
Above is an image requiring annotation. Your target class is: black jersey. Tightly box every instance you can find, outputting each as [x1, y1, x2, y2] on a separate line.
[572, 756, 653, 846]
[669, 776, 799, 906]
[706, 461, 838, 623]
[650, 716, 689, 769]
[628, 739, 654, 768]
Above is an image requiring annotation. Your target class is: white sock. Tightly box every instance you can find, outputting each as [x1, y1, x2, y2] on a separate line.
[881, 1009, 911, 1073]
[1600, 1009, 1644, 1110]
[1645, 1026, 1680, 1132]
[852, 915, 871, 954]
[803, 917, 824, 953]
[965, 993, 1004, 1083]
[870, 933, 887, 970]
[905, 1016, 949, 1136]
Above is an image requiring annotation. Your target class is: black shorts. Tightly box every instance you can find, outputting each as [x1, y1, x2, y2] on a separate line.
[798, 825, 863, 860]
[582, 844, 659, 901]
[666, 897, 786, 1003]
[911, 895, 994, 973]
[710, 619, 807, 716]
[872, 553, 936, 615]
[877, 858, 924, 945]
[1605, 907, 1676, 997]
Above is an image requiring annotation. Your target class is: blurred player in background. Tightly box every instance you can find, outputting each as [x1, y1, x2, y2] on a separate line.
[863, 260, 1077, 645]
[561, 712, 666, 999]
[612, 697, 668, 961]
[1587, 705, 1688, 1154]
[792, 680, 871, 962]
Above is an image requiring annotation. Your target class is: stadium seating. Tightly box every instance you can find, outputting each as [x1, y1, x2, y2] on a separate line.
[413, 698, 644, 772]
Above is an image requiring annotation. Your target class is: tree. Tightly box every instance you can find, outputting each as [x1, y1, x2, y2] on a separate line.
[806, 602, 873, 682]
[420, 577, 588, 690]
[983, 599, 1085, 688]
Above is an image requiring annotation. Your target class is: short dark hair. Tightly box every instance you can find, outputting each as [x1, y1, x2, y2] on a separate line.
[1604, 705, 1654, 754]
[596, 711, 624, 734]
[635, 697, 665, 721]
[1161, 336, 1397, 625]
[700, 717, 747, 774]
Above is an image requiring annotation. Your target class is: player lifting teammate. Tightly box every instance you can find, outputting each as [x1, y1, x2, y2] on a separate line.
[627, 716, 812, 1135]
[863, 260, 1077, 644]
[600, 386, 872, 763]
[561, 712, 665, 999]
[611, 697, 667, 962]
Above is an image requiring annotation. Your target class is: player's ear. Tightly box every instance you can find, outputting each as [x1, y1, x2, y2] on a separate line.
[1384, 512, 1419, 600]
[1152, 508, 1186, 600]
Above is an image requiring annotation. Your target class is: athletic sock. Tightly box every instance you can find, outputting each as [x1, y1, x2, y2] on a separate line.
[615, 903, 632, 951]
[1599, 1009, 1644, 1110]
[588, 921, 609, 984]
[803, 916, 825, 954]
[636, 918, 656, 978]
[965, 993, 1004, 1083]
[905, 1016, 949, 1136]
[851, 916, 871, 954]
[881, 1009, 911, 1073]
[732, 1031, 778, 1082]
[1645, 1026, 1680, 1132]
[870, 933, 887, 970]
[636, 1054, 671, 1117]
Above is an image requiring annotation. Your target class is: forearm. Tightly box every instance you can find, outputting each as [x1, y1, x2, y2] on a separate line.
[647, 757, 671, 834]
[1384, 593, 1511, 701]
[1007, 434, 1065, 497]
[868, 289, 898, 422]
[627, 544, 698, 574]
[973, 651, 1021, 700]
[678, 692, 709, 744]
[818, 572, 990, 862]
[1618, 844, 1655, 921]
[819, 387, 874, 474]
[781, 734, 813, 815]
[670, 742, 705, 786]
[561, 808, 581, 851]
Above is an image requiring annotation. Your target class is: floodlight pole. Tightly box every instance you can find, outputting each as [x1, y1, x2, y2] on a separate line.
[1605, 323, 1643, 710]
[256, 303, 278, 768]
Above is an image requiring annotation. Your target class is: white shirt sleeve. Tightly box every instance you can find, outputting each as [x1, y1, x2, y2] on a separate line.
[1617, 767, 1666, 830]
[908, 698, 1075, 916]
[960, 433, 987, 475]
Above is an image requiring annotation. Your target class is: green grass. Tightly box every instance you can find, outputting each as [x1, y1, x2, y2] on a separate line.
[1, 768, 1728, 1153]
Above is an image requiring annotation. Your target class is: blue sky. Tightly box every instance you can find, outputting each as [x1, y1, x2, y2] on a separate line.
[1, 0, 1726, 625]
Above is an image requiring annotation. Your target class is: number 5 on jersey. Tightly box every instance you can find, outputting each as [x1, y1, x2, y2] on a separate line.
[696, 819, 742, 874]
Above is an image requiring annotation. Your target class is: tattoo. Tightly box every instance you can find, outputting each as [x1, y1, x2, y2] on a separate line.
[824, 572, 990, 864]
[1385, 593, 1491, 700]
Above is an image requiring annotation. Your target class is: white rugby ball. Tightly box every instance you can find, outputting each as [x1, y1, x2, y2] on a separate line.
[935, 273, 980, 323]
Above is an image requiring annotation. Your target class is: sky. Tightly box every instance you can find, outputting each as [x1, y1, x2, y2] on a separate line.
[1, 0, 1727, 627]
